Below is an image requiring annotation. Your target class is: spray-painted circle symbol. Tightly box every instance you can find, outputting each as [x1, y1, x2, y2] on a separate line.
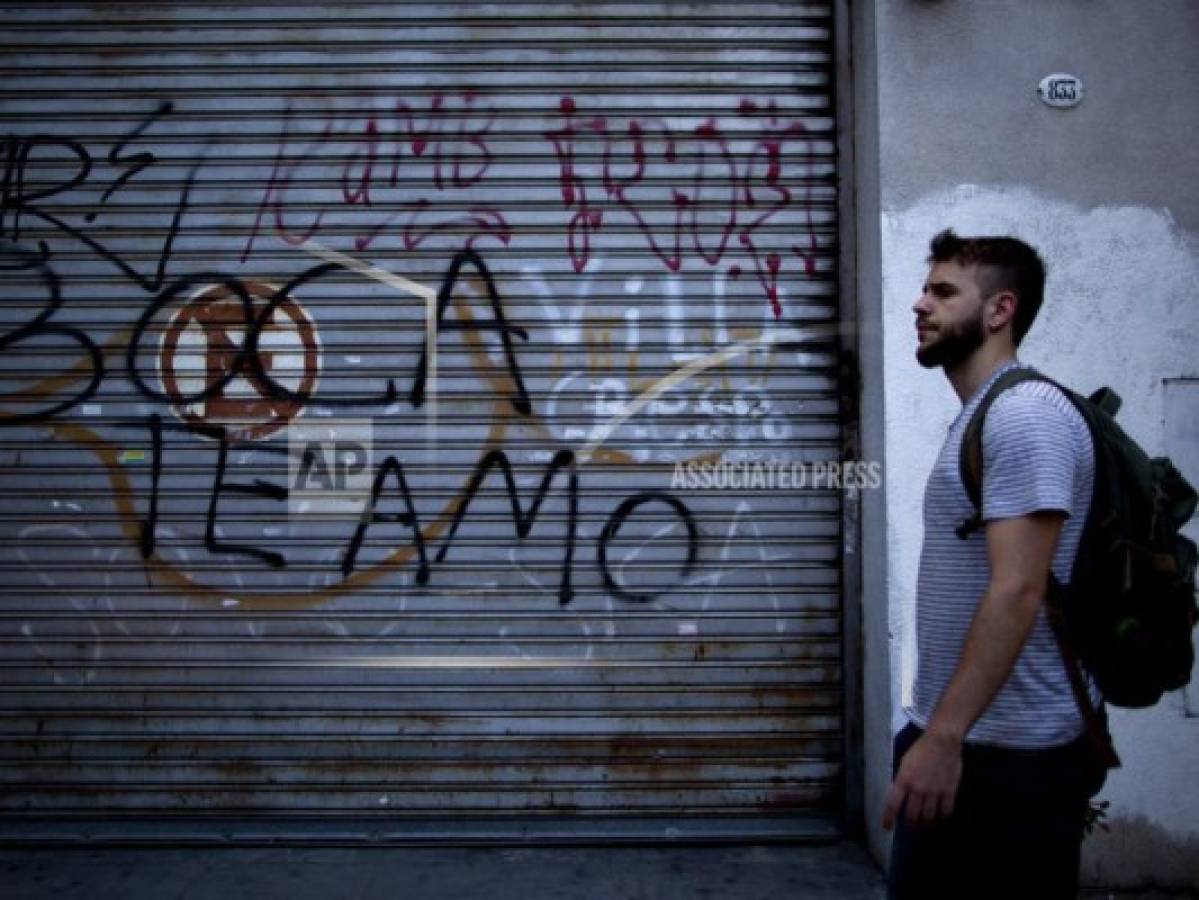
[158, 281, 320, 441]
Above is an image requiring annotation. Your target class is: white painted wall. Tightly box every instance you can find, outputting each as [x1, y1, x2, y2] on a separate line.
[859, 1, 1199, 887]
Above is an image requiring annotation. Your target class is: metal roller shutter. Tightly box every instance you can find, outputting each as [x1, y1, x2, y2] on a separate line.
[0, 2, 849, 838]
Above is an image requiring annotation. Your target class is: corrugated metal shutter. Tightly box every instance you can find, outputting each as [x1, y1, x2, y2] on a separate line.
[0, 2, 847, 838]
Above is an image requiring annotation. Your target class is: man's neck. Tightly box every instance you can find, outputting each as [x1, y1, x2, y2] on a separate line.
[945, 343, 1017, 404]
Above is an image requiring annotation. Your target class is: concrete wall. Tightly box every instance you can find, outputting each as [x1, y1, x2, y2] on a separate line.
[860, 0, 1199, 888]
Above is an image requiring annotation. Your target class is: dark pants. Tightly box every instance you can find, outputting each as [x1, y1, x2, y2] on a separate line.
[887, 722, 1107, 900]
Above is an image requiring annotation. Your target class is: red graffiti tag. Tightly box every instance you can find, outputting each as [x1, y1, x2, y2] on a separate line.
[242, 94, 510, 262]
[546, 97, 822, 318]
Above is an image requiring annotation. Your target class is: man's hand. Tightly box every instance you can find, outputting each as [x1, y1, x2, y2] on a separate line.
[881, 729, 964, 831]
[881, 512, 1065, 832]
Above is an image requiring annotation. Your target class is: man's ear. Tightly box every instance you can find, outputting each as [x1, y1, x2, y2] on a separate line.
[988, 290, 1018, 334]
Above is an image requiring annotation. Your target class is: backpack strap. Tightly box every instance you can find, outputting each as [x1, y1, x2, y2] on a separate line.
[956, 366, 1054, 539]
[1047, 576, 1123, 769]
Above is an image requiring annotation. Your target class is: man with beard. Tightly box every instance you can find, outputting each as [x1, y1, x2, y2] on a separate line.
[883, 230, 1104, 898]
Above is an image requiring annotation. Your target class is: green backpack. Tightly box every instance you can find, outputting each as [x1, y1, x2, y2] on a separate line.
[959, 368, 1198, 759]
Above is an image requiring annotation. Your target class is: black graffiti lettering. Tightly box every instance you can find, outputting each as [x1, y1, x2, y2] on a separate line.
[123, 415, 288, 567]
[436, 448, 577, 605]
[0, 240, 103, 426]
[101, 101, 174, 205]
[4, 136, 92, 238]
[597, 491, 698, 604]
[246, 252, 531, 412]
[1, 104, 196, 294]
[0, 239, 59, 327]
[123, 249, 534, 420]
[126, 273, 256, 409]
[0, 324, 103, 425]
[243, 261, 399, 407]
[125, 414, 697, 604]
[411, 249, 531, 415]
[139, 413, 163, 558]
[341, 455, 429, 582]
[28, 151, 202, 294]
[205, 426, 287, 569]
[0, 137, 16, 235]
[144, 151, 203, 293]
[195, 293, 279, 420]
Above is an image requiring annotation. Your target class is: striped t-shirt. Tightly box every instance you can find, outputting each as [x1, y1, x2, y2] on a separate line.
[905, 361, 1098, 748]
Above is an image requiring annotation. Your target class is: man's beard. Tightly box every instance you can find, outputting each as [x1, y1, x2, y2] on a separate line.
[915, 307, 987, 371]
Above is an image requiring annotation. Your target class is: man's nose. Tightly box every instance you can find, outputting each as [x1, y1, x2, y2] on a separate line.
[912, 291, 932, 316]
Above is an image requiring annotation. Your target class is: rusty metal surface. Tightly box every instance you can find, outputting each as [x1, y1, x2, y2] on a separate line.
[0, 2, 845, 829]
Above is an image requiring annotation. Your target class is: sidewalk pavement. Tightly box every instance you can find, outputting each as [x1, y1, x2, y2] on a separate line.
[3, 843, 887, 900]
[5, 842, 1192, 899]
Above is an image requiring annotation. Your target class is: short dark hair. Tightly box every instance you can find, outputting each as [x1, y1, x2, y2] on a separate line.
[927, 229, 1046, 345]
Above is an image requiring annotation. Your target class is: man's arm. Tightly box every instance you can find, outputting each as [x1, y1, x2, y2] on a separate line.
[881, 511, 1065, 830]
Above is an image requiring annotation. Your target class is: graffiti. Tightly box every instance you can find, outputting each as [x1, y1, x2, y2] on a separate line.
[545, 97, 823, 318]
[699, 500, 788, 631]
[544, 371, 788, 462]
[408, 250, 530, 414]
[204, 427, 290, 569]
[0, 103, 202, 424]
[341, 453, 431, 583]
[125, 389, 677, 608]
[523, 256, 797, 462]
[242, 94, 824, 318]
[0, 101, 198, 293]
[121, 250, 532, 550]
[158, 280, 321, 441]
[433, 448, 578, 605]
[139, 414, 162, 558]
[597, 492, 699, 604]
[0, 93, 833, 647]
[0, 250, 519, 432]
[242, 92, 512, 262]
[15, 521, 198, 684]
[5, 238, 707, 608]
[0, 240, 103, 424]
